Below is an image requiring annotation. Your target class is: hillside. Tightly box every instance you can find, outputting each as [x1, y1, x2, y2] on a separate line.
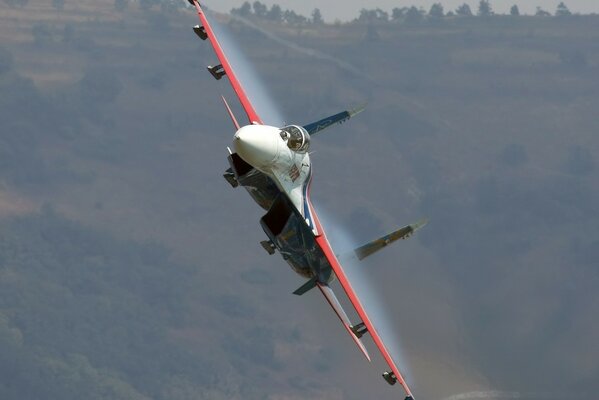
[0, 1, 597, 399]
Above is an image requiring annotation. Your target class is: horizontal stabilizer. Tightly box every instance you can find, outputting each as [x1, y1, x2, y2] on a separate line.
[303, 105, 365, 136]
[293, 276, 317, 295]
[354, 219, 428, 261]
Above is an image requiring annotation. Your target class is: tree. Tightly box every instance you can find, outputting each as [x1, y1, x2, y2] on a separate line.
[252, 1, 268, 18]
[556, 2, 572, 17]
[283, 10, 306, 25]
[267, 4, 282, 21]
[456, 3, 473, 17]
[478, 0, 493, 16]
[404, 6, 424, 24]
[391, 7, 407, 21]
[535, 6, 551, 16]
[114, 0, 128, 12]
[429, 3, 445, 19]
[311, 8, 324, 25]
[358, 9, 372, 22]
[374, 8, 389, 22]
[510, 5, 519, 16]
[231, 1, 251, 17]
[358, 8, 389, 23]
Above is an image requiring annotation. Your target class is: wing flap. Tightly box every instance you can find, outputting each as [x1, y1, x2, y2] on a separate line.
[317, 283, 371, 362]
[192, 1, 262, 124]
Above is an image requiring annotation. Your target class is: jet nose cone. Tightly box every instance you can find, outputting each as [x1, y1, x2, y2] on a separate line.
[233, 129, 252, 146]
[233, 126, 280, 169]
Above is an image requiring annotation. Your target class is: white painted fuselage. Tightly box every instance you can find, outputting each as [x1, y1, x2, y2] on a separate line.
[233, 124, 318, 235]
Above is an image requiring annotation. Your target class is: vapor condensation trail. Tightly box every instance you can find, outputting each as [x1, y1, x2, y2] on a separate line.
[314, 208, 414, 383]
[225, 13, 459, 135]
[228, 14, 369, 79]
[442, 392, 522, 400]
[205, 10, 285, 126]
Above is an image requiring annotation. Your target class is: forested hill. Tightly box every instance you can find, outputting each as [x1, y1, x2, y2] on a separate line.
[0, 1, 597, 399]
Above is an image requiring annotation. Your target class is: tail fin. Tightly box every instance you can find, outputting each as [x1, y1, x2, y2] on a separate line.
[221, 95, 240, 130]
[303, 105, 365, 136]
[354, 219, 428, 261]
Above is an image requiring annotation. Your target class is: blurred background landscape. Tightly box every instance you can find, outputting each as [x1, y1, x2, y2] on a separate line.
[0, 0, 597, 399]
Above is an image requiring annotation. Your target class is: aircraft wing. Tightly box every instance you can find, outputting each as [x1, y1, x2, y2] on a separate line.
[191, 1, 263, 125]
[312, 219, 415, 398]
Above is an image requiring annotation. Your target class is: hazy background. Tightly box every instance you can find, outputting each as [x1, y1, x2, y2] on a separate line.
[0, 0, 597, 399]
[211, 0, 599, 21]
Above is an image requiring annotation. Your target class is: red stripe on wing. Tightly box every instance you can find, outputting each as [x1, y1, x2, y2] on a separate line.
[193, 1, 262, 125]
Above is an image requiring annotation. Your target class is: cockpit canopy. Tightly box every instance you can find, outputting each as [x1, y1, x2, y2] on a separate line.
[279, 125, 310, 153]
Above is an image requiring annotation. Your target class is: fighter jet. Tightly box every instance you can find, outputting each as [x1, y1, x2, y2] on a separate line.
[187, 2, 426, 398]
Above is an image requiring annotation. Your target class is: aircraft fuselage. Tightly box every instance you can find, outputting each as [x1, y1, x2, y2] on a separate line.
[230, 124, 334, 284]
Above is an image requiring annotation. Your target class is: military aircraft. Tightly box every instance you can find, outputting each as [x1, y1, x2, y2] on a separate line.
[188, 2, 426, 398]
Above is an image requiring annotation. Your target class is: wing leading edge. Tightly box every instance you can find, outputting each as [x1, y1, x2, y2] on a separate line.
[191, 1, 262, 125]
